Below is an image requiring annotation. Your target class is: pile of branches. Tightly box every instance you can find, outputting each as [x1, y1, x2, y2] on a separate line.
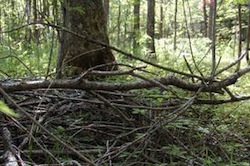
[0, 87, 191, 165]
[0, 62, 249, 165]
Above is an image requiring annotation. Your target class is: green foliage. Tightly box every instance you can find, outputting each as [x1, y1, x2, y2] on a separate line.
[163, 145, 186, 156]
[0, 42, 57, 77]
[132, 108, 147, 115]
[234, 0, 250, 4]
[0, 0, 57, 78]
[0, 100, 20, 118]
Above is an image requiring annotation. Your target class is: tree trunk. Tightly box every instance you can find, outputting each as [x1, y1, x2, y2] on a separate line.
[236, 4, 242, 71]
[202, 0, 208, 37]
[159, 0, 164, 39]
[117, 2, 121, 47]
[146, 0, 156, 54]
[33, 0, 39, 44]
[60, 0, 116, 75]
[56, 0, 67, 78]
[211, 0, 217, 76]
[208, 0, 213, 40]
[173, 0, 178, 50]
[133, 0, 140, 55]
[25, 0, 32, 43]
[0, 8, 2, 42]
[245, 4, 250, 64]
[42, 0, 49, 17]
[103, 0, 110, 27]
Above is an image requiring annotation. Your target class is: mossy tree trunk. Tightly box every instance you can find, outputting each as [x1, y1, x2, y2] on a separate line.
[57, 0, 116, 76]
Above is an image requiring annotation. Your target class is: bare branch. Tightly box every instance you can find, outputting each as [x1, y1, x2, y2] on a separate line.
[0, 76, 212, 93]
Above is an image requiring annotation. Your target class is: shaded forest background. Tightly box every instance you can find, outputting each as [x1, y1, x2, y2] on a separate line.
[0, 0, 249, 165]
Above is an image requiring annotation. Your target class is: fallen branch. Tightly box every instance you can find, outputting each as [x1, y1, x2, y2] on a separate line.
[0, 66, 246, 94]
[0, 76, 216, 93]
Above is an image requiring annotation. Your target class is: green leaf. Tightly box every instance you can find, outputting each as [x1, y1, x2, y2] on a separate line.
[234, 0, 250, 4]
[0, 100, 20, 118]
[56, 126, 65, 133]
[132, 108, 146, 115]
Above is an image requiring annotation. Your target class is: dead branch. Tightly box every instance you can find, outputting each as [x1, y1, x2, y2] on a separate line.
[0, 76, 214, 93]
[0, 67, 246, 94]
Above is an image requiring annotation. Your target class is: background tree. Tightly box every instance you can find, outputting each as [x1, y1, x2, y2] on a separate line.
[116, 1, 121, 47]
[146, 0, 156, 54]
[133, 0, 140, 55]
[236, 4, 242, 71]
[202, 0, 208, 37]
[158, 0, 164, 39]
[208, 0, 214, 39]
[173, 0, 178, 50]
[211, 0, 217, 76]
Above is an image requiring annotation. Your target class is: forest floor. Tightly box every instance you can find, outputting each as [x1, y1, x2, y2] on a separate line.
[0, 85, 249, 165]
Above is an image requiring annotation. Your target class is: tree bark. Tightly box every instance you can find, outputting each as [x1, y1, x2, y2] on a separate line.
[159, 0, 164, 39]
[60, 0, 116, 75]
[173, 0, 178, 50]
[211, 0, 217, 76]
[202, 0, 208, 37]
[103, 0, 110, 27]
[146, 0, 156, 54]
[245, 5, 250, 64]
[117, 2, 121, 47]
[208, 0, 213, 39]
[25, 0, 32, 43]
[133, 0, 140, 55]
[33, 0, 39, 44]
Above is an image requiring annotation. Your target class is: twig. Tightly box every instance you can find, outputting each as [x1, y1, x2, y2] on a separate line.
[214, 53, 245, 77]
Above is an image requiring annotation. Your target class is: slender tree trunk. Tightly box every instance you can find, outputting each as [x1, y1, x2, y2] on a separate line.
[208, 0, 213, 39]
[236, 4, 242, 71]
[0, 8, 2, 42]
[245, 4, 250, 64]
[133, 0, 140, 55]
[25, 0, 32, 43]
[123, 9, 128, 49]
[173, 0, 178, 50]
[147, 0, 155, 54]
[159, 0, 164, 39]
[211, 0, 217, 76]
[46, 0, 58, 78]
[117, 2, 121, 47]
[56, 0, 67, 78]
[33, 0, 39, 44]
[43, 0, 49, 16]
[203, 0, 208, 37]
